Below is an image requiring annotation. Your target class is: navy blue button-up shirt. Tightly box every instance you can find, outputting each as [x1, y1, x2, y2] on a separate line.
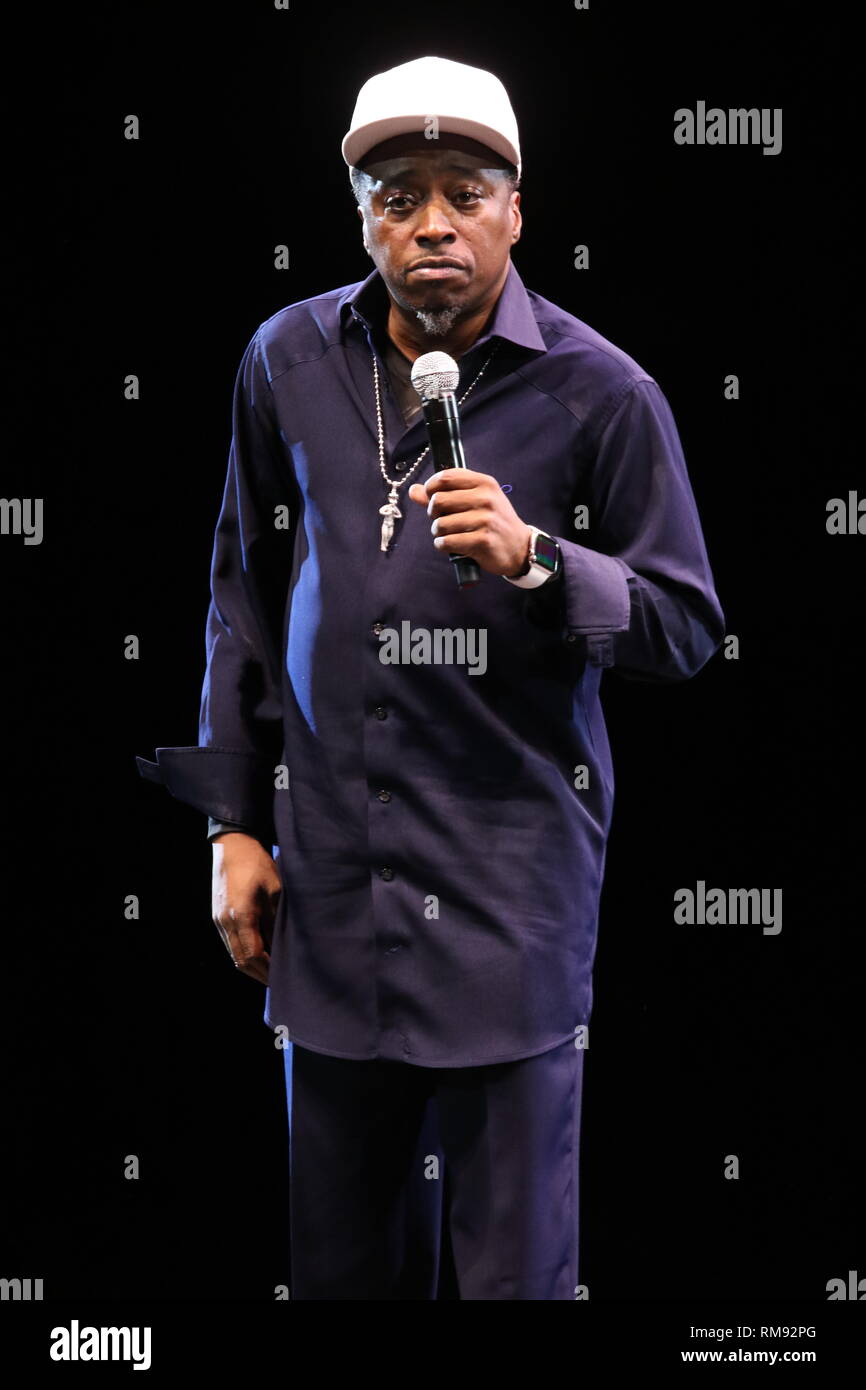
[136, 258, 725, 1067]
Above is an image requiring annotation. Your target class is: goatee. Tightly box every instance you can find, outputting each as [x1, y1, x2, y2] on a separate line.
[414, 304, 461, 338]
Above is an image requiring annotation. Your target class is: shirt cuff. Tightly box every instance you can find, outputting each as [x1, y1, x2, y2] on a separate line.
[207, 816, 257, 840]
[135, 746, 276, 836]
[523, 538, 631, 666]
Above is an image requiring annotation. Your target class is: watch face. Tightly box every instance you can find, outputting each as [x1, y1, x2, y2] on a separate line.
[533, 532, 560, 573]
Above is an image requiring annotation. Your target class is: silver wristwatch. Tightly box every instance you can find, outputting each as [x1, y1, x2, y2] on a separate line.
[503, 526, 562, 588]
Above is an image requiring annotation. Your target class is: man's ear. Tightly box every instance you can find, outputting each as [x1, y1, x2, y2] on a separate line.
[356, 204, 371, 255]
[510, 189, 522, 245]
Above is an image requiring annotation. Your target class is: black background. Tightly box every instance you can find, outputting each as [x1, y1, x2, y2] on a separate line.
[3, 0, 862, 1314]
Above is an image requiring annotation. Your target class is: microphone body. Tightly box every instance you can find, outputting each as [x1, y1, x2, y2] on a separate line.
[419, 391, 481, 590]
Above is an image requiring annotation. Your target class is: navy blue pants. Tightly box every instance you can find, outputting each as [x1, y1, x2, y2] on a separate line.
[283, 1036, 584, 1300]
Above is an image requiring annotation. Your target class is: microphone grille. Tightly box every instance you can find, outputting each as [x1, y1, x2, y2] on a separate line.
[410, 351, 460, 400]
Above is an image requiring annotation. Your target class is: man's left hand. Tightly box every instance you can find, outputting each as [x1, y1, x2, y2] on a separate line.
[408, 469, 531, 578]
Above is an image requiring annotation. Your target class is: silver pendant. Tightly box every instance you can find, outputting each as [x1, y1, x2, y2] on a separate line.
[379, 489, 402, 552]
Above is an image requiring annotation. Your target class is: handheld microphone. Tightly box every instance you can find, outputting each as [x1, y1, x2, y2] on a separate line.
[410, 351, 480, 589]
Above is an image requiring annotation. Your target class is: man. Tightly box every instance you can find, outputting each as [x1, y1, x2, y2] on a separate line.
[136, 55, 725, 1299]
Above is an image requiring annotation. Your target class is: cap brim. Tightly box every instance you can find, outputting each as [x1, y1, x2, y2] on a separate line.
[342, 116, 519, 174]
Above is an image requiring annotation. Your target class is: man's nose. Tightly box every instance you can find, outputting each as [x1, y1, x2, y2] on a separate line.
[413, 197, 458, 243]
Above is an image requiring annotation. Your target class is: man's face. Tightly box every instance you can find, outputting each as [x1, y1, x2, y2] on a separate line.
[356, 134, 521, 330]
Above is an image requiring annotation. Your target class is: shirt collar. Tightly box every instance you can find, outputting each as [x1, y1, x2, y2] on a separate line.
[338, 258, 547, 358]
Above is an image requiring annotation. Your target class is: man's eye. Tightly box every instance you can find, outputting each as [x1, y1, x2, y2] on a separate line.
[384, 191, 481, 211]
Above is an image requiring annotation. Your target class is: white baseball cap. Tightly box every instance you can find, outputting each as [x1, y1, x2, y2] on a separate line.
[342, 55, 521, 179]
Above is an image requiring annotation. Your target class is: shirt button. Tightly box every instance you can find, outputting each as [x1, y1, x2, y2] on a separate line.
[376, 789, 391, 802]
[379, 867, 394, 880]
[372, 621, 385, 634]
[394, 459, 407, 472]
[374, 705, 388, 720]
[566, 633, 577, 643]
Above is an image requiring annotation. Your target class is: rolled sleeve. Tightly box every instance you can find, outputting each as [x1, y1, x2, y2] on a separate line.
[525, 375, 724, 679]
[135, 747, 276, 835]
[555, 542, 631, 633]
[135, 325, 295, 835]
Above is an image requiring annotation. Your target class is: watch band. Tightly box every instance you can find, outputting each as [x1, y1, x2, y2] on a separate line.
[503, 526, 561, 588]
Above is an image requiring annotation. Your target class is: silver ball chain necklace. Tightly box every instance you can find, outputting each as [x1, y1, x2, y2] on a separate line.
[373, 338, 501, 552]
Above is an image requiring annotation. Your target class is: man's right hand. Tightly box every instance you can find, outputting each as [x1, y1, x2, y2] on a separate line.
[211, 833, 282, 985]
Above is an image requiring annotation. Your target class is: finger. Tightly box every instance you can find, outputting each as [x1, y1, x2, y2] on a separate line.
[427, 488, 490, 517]
[422, 469, 491, 496]
[430, 510, 490, 537]
[228, 925, 271, 984]
[216, 912, 268, 974]
[236, 952, 270, 985]
[432, 530, 487, 556]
